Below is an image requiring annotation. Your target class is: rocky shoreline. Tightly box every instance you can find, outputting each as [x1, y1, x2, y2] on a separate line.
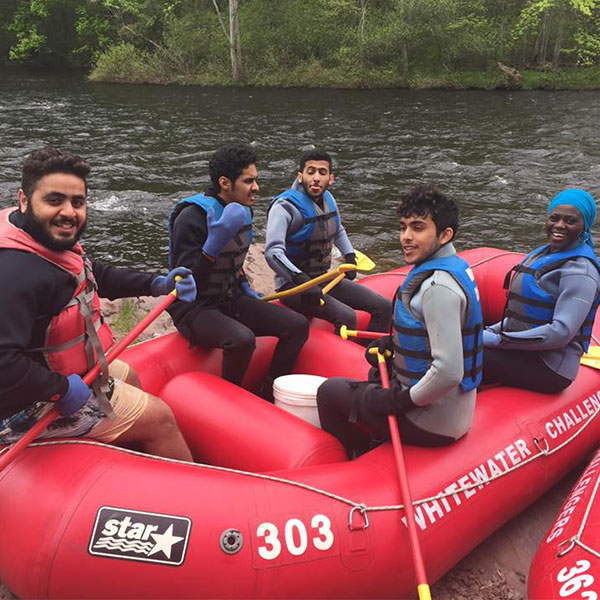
[0, 244, 581, 599]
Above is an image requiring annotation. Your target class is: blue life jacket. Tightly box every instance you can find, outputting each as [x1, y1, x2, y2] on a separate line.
[271, 188, 341, 277]
[393, 254, 484, 392]
[503, 242, 600, 352]
[168, 193, 252, 301]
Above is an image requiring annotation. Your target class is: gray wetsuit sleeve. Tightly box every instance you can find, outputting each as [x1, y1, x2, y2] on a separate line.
[332, 206, 354, 257]
[265, 200, 304, 282]
[499, 259, 600, 350]
[409, 274, 466, 407]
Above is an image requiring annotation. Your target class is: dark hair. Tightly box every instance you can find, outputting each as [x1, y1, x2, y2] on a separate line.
[299, 150, 333, 173]
[21, 147, 90, 199]
[396, 185, 459, 238]
[208, 145, 257, 193]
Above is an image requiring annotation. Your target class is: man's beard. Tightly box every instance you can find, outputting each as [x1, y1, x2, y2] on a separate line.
[301, 181, 325, 200]
[23, 204, 86, 251]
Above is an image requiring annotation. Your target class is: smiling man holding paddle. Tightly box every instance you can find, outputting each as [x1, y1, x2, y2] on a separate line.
[317, 185, 484, 456]
[0, 147, 195, 460]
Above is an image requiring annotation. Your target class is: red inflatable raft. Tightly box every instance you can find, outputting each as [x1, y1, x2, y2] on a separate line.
[2, 247, 600, 599]
[528, 446, 600, 599]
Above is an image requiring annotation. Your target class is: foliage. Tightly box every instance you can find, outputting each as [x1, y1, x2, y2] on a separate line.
[110, 299, 139, 335]
[3, 0, 600, 85]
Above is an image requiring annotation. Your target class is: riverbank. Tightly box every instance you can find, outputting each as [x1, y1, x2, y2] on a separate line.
[86, 48, 600, 90]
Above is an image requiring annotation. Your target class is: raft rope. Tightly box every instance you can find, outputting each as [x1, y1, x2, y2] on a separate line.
[5, 403, 597, 524]
[557, 459, 600, 560]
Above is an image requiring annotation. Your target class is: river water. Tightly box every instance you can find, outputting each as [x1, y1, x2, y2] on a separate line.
[1, 72, 599, 272]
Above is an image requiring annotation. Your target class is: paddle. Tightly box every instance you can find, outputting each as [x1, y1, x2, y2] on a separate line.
[581, 346, 600, 369]
[0, 286, 180, 473]
[318, 250, 376, 303]
[339, 324, 387, 341]
[262, 250, 376, 302]
[369, 347, 432, 600]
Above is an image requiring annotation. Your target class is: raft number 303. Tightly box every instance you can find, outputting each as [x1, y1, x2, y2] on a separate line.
[556, 559, 597, 599]
[256, 514, 334, 561]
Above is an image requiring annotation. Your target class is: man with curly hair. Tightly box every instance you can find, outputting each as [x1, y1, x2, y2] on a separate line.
[317, 185, 484, 456]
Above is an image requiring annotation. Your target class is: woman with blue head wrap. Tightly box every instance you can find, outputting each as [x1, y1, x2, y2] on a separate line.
[546, 188, 595, 249]
[481, 188, 600, 393]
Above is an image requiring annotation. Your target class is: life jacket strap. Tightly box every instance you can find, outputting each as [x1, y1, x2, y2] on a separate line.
[506, 290, 556, 309]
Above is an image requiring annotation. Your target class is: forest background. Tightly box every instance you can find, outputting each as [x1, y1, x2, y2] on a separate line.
[2, 0, 600, 88]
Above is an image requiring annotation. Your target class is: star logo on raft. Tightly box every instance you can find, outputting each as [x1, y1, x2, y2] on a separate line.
[88, 506, 192, 566]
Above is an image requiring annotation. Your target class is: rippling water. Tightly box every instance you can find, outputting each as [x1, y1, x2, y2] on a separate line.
[1, 72, 600, 272]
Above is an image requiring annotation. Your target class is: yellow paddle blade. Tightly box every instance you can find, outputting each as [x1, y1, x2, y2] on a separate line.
[581, 356, 600, 370]
[583, 345, 600, 359]
[355, 249, 375, 272]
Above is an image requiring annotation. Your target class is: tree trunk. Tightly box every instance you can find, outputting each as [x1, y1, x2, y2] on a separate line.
[358, 0, 367, 46]
[401, 38, 409, 76]
[398, 0, 409, 76]
[552, 4, 565, 67]
[538, 11, 549, 66]
[229, 0, 243, 81]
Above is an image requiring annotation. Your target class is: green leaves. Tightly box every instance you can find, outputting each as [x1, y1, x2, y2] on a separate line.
[3, 0, 600, 76]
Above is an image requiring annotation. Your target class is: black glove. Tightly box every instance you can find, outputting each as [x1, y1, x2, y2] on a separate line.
[292, 272, 324, 307]
[344, 253, 357, 281]
[364, 336, 394, 369]
[360, 382, 414, 417]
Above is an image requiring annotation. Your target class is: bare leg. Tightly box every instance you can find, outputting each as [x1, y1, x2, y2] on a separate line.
[114, 395, 193, 462]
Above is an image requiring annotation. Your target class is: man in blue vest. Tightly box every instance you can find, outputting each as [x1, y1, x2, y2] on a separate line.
[265, 150, 391, 334]
[168, 145, 309, 399]
[316, 185, 483, 456]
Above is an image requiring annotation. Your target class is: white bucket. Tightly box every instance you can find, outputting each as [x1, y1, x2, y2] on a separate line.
[273, 374, 327, 428]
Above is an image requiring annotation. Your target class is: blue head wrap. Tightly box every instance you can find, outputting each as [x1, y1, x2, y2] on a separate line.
[547, 188, 596, 248]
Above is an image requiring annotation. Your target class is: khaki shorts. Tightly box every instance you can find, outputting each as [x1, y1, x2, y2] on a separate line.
[0, 360, 149, 445]
[87, 360, 149, 442]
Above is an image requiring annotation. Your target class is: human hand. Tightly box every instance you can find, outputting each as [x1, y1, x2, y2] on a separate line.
[293, 272, 324, 307]
[240, 279, 264, 300]
[202, 203, 248, 259]
[56, 374, 91, 417]
[366, 385, 414, 417]
[344, 253, 357, 281]
[151, 267, 196, 302]
[364, 336, 394, 368]
[483, 328, 501, 348]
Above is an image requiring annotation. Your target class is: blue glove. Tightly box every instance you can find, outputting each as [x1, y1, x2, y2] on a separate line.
[483, 328, 502, 348]
[151, 267, 197, 302]
[202, 203, 248, 259]
[240, 279, 264, 300]
[56, 374, 91, 417]
[344, 253, 357, 281]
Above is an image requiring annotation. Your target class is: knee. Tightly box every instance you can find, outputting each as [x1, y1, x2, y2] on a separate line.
[317, 378, 347, 405]
[146, 396, 180, 434]
[226, 329, 256, 353]
[374, 296, 393, 315]
[337, 307, 357, 331]
[283, 313, 310, 341]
